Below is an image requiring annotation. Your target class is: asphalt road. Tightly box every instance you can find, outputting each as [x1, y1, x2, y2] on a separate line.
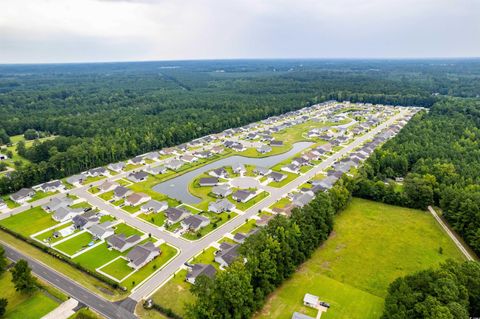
[1, 242, 137, 319]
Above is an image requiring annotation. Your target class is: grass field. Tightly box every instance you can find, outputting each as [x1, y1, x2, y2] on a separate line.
[0, 206, 58, 236]
[54, 231, 96, 256]
[0, 270, 64, 319]
[256, 198, 466, 319]
[150, 269, 193, 317]
[100, 257, 133, 281]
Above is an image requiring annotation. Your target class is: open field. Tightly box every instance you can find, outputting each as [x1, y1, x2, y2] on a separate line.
[0, 206, 58, 236]
[255, 198, 466, 319]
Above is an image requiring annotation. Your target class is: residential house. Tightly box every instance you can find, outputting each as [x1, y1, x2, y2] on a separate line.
[113, 186, 132, 200]
[215, 242, 239, 268]
[210, 146, 224, 154]
[10, 188, 35, 204]
[86, 167, 108, 177]
[292, 157, 310, 167]
[211, 185, 232, 198]
[303, 293, 319, 308]
[106, 234, 142, 252]
[87, 222, 114, 240]
[232, 163, 245, 175]
[141, 200, 168, 214]
[231, 143, 245, 152]
[108, 162, 125, 172]
[125, 193, 151, 207]
[165, 207, 191, 225]
[208, 199, 235, 213]
[181, 215, 210, 232]
[256, 214, 273, 227]
[72, 211, 99, 230]
[281, 164, 299, 174]
[232, 228, 259, 244]
[126, 242, 161, 269]
[39, 180, 65, 192]
[195, 151, 212, 159]
[231, 189, 255, 203]
[199, 177, 219, 187]
[270, 140, 283, 147]
[181, 155, 198, 163]
[127, 171, 149, 183]
[145, 165, 167, 175]
[311, 175, 338, 190]
[256, 144, 272, 154]
[268, 172, 286, 183]
[292, 192, 315, 208]
[209, 168, 228, 179]
[186, 264, 217, 285]
[129, 156, 145, 165]
[254, 166, 271, 176]
[144, 152, 160, 161]
[52, 207, 84, 222]
[166, 159, 184, 171]
[66, 174, 86, 186]
[42, 197, 73, 212]
[98, 181, 118, 193]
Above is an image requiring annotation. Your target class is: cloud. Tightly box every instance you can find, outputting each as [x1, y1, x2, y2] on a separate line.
[0, 0, 478, 63]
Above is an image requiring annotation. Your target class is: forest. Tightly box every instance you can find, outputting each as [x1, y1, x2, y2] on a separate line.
[1, 59, 480, 195]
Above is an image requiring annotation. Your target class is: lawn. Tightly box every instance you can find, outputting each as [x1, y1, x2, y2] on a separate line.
[34, 223, 78, 244]
[73, 241, 122, 271]
[53, 231, 96, 256]
[150, 269, 194, 317]
[227, 191, 269, 211]
[0, 196, 20, 209]
[27, 191, 57, 203]
[83, 175, 107, 185]
[267, 171, 298, 188]
[138, 212, 166, 227]
[269, 197, 292, 210]
[0, 270, 63, 319]
[99, 190, 114, 201]
[114, 223, 143, 236]
[232, 218, 257, 234]
[99, 257, 133, 281]
[190, 246, 218, 268]
[256, 198, 466, 319]
[0, 206, 58, 236]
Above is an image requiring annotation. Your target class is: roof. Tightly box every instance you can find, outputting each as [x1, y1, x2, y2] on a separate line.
[186, 264, 217, 282]
[126, 192, 150, 205]
[128, 171, 149, 181]
[212, 185, 231, 196]
[127, 242, 160, 267]
[165, 207, 191, 222]
[41, 180, 63, 190]
[11, 188, 34, 200]
[99, 180, 118, 191]
[88, 222, 113, 238]
[216, 243, 240, 266]
[114, 186, 131, 197]
[107, 234, 141, 250]
[199, 177, 219, 185]
[292, 312, 315, 319]
[182, 214, 210, 229]
[53, 207, 83, 220]
[269, 171, 285, 182]
[142, 200, 168, 212]
[232, 189, 254, 201]
[209, 199, 235, 212]
[303, 293, 319, 305]
[254, 166, 270, 175]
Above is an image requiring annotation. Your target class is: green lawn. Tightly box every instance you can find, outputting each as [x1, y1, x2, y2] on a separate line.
[267, 171, 298, 188]
[0, 270, 63, 319]
[27, 191, 57, 203]
[256, 198, 466, 319]
[99, 257, 133, 281]
[73, 241, 122, 271]
[83, 175, 107, 185]
[114, 223, 143, 236]
[232, 218, 257, 234]
[34, 223, 78, 244]
[99, 190, 114, 201]
[123, 204, 141, 214]
[150, 269, 194, 317]
[138, 212, 167, 227]
[0, 196, 20, 209]
[0, 206, 58, 236]
[270, 197, 292, 210]
[190, 246, 218, 268]
[53, 232, 96, 256]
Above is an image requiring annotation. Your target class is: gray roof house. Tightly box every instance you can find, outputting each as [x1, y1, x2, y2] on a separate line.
[127, 171, 149, 183]
[256, 144, 272, 154]
[268, 171, 286, 182]
[10, 188, 35, 204]
[52, 207, 84, 222]
[232, 190, 255, 203]
[145, 165, 167, 175]
[73, 212, 99, 230]
[113, 186, 132, 199]
[270, 140, 283, 147]
[42, 197, 74, 212]
[232, 163, 245, 174]
[209, 168, 228, 179]
[129, 156, 145, 165]
[86, 167, 108, 177]
[212, 185, 232, 198]
[186, 264, 217, 284]
[253, 166, 271, 176]
[106, 234, 142, 252]
[165, 207, 191, 225]
[208, 199, 235, 214]
[99, 181, 119, 193]
[292, 192, 315, 208]
[127, 242, 161, 269]
[181, 215, 210, 232]
[141, 200, 168, 213]
[215, 242, 240, 268]
[87, 222, 114, 240]
[66, 174, 86, 186]
[166, 159, 184, 171]
[199, 177, 219, 187]
[108, 162, 126, 172]
[39, 180, 64, 192]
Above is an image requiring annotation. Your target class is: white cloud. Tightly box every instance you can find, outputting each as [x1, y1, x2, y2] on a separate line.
[0, 0, 478, 63]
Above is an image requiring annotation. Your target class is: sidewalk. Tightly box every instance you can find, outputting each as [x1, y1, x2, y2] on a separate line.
[41, 298, 79, 319]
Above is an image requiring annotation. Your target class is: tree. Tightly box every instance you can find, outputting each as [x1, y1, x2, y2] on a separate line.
[23, 129, 38, 141]
[11, 260, 36, 293]
[0, 245, 7, 275]
[0, 298, 7, 317]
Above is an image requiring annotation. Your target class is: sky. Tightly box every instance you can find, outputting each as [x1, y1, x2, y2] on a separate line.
[0, 0, 479, 63]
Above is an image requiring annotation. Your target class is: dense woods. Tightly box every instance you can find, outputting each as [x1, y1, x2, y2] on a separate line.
[352, 98, 480, 255]
[1, 59, 480, 194]
[186, 181, 351, 318]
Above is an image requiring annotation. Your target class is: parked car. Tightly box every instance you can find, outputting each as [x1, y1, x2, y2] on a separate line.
[320, 302, 330, 308]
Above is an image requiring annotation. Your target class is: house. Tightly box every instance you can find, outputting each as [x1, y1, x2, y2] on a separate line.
[66, 174, 86, 186]
[87, 222, 114, 240]
[42, 197, 73, 212]
[0, 199, 6, 211]
[211, 185, 232, 198]
[106, 234, 142, 252]
[302, 151, 319, 161]
[210, 146, 224, 154]
[246, 132, 258, 140]
[181, 155, 198, 163]
[186, 264, 217, 284]
[177, 144, 188, 152]
[129, 156, 145, 165]
[127, 171, 149, 183]
[231, 143, 245, 152]
[232, 190, 255, 203]
[256, 214, 273, 227]
[141, 200, 168, 213]
[311, 175, 338, 190]
[209, 168, 228, 179]
[198, 177, 219, 187]
[166, 159, 184, 171]
[98, 181, 118, 193]
[39, 180, 65, 192]
[53, 226, 75, 238]
[232, 163, 245, 174]
[292, 157, 310, 166]
[195, 151, 212, 159]
[126, 242, 161, 269]
[268, 172, 286, 183]
[208, 199, 235, 213]
[72, 211, 99, 230]
[281, 164, 299, 174]
[86, 167, 108, 177]
[291, 312, 315, 319]
[254, 166, 271, 176]
[270, 140, 283, 147]
[160, 147, 176, 156]
[113, 186, 132, 200]
[303, 293, 319, 308]
[232, 228, 259, 244]
[52, 207, 84, 222]
[125, 193, 151, 207]
[256, 144, 272, 154]
[108, 162, 125, 172]
[10, 188, 35, 204]
[145, 165, 167, 175]
[165, 207, 191, 225]
[144, 152, 160, 161]
[215, 242, 239, 268]
[181, 215, 210, 232]
[292, 192, 315, 208]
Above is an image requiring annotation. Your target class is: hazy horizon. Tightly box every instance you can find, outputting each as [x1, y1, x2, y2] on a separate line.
[1, 0, 479, 64]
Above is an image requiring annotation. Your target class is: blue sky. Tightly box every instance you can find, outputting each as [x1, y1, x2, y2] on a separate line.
[0, 0, 479, 63]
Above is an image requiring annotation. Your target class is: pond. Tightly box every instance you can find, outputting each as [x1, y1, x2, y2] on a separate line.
[152, 141, 314, 204]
